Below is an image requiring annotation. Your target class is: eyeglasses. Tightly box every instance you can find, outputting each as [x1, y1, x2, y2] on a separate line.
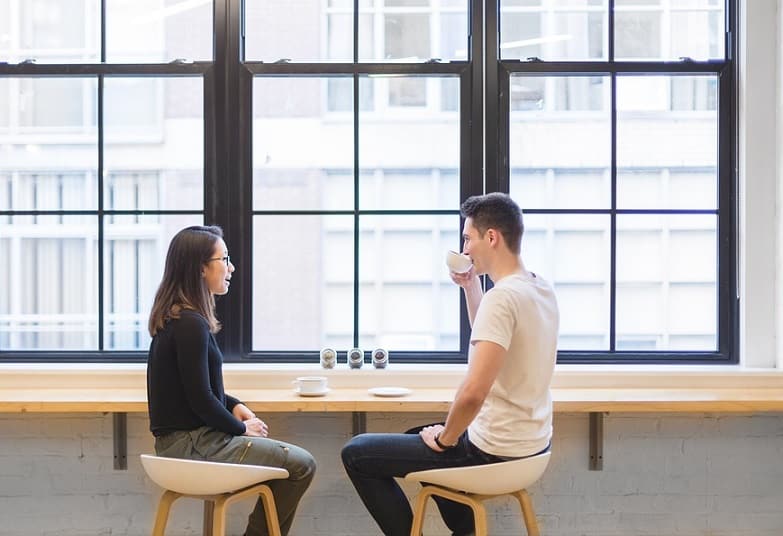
[207, 256, 231, 266]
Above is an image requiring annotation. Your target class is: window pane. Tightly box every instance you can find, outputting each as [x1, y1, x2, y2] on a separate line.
[106, 0, 212, 62]
[617, 75, 717, 209]
[104, 77, 203, 211]
[252, 215, 355, 351]
[615, 10, 660, 59]
[359, 76, 460, 210]
[358, 215, 460, 351]
[0, 2, 9, 54]
[16, 77, 97, 131]
[670, 8, 724, 60]
[104, 214, 202, 351]
[4, 0, 100, 63]
[500, 2, 606, 60]
[0, 78, 98, 210]
[616, 214, 717, 351]
[522, 214, 610, 350]
[384, 14, 430, 60]
[358, 2, 468, 62]
[0, 216, 97, 350]
[615, 2, 725, 60]
[246, 0, 350, 62]
[253, 77, 355, 211]
[509, 76, 610, 209]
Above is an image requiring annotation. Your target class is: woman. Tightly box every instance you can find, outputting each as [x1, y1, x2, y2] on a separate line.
[147, 225, 315, 536]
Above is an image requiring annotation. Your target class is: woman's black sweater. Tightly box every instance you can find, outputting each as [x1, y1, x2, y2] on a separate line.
[147, 311, 245, 437]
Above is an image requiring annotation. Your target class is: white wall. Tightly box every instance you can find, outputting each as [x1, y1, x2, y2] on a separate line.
[740, 0, 780, 368]
[0, 412, 781, 536]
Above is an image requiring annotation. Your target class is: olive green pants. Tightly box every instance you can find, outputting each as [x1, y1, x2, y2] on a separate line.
[155, 427, 316, 536]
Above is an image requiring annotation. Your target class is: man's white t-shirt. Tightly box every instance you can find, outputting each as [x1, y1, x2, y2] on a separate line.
[467, 271, 559, 458]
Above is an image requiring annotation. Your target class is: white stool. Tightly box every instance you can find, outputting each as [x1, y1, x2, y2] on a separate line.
[404, 451, 551, 536]
[140, 454, 289, 536]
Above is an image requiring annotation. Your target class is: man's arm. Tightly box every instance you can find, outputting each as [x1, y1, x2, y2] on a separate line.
[421, 340, 507, 450]
[450, 268, 483, 327]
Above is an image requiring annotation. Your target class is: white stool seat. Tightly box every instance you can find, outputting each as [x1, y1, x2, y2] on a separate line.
[404, 451, 550, 495]
[140, 454, 289, 536]
[140, 454, 288, 495]
[404, 451, 551, 536]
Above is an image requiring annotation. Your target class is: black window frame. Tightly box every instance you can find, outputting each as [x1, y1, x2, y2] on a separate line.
[488, 0, 738, 364]
[0, 0, 738, 364]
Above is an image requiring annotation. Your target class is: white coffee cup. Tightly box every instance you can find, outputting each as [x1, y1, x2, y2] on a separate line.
[293, 376, 328, 394]
[445, 250, 473, 273]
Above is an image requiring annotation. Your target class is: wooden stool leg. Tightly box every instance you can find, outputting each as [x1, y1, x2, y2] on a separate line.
[151, 490, 180, 536]
[409, 487, 437, 536]
[258, 485, 283, 536]
[211, 497, 228, 536]
[466, 498, 488, 536]
[514, 490, 540, 536]
[202, 500, 215, 536]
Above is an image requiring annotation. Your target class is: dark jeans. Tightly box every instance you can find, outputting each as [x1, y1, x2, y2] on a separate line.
[341, 424, 517, 536]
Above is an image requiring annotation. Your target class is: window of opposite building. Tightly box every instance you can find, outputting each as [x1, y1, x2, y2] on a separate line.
[0, 0, 736, 364]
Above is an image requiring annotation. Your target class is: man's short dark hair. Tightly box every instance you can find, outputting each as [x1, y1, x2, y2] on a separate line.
[460, 192, 524, 255]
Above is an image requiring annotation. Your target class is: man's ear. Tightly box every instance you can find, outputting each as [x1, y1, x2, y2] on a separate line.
[486, 228, 498, 246]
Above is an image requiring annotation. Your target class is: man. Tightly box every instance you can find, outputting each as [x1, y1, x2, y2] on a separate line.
[341, 192, 559, 536]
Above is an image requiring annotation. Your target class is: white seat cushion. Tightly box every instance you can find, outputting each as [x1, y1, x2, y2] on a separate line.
[404, 451, 550, 495]
[140, 454, 289, 495]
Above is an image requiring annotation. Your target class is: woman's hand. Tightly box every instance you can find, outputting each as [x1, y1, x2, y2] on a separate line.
[242, 417, 269, 437]
[232, 403, 255, 421]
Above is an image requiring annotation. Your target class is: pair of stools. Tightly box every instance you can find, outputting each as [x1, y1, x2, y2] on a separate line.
[140, 450, 550, 536]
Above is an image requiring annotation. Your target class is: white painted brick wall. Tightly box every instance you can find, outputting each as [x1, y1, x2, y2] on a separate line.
[0, 412, 781, 535]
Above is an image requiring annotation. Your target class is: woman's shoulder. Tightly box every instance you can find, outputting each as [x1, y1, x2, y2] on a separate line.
[172, 309, 210, 331]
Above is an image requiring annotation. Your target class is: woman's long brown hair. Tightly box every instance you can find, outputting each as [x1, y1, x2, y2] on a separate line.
[148, 225, 223, 336]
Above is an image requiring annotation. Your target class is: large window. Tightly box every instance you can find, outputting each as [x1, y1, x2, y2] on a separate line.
[496, 0, 735, 362]
[0, 0, 736, 364]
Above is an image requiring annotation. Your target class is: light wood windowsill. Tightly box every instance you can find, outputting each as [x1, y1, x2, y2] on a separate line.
[1, 363, 782, 414]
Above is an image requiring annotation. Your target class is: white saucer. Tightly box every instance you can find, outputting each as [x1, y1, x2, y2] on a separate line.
[295, 388, 330, 397]
[368, 386, 412, 397]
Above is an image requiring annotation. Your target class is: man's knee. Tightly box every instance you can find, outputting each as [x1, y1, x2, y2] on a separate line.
[341, 433, 371, 471]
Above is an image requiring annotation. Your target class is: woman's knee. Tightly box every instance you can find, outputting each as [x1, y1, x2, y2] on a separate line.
[284, 443, 317, 482]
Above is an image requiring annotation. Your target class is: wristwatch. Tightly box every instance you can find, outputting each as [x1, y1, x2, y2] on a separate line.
[434, 432, 458, 450]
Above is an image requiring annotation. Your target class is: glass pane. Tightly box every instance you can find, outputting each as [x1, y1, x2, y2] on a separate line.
[0, 78, 98, 210]
[104, 214, 203, 351]
[615, 3, 725, 60]
[106, 0, 212, 62]
[509, 76, 610, 209]
[359, 76, 460, 210]
[615, 10, 660, 59]
[3, 0, 100, 63]
[500, 2, 606, 60]
[358, 215, 460, 351]
[616, 214, 717, 351]
[670, 8, 724, 60]
[522, 214, 610, 350]
[0, 216, 97, 350]
[252, 215, 355, 351]
[17, 78, 97, 130]
[358, 3, 468, 62]
[0, 2, 9, 55]
[617, 75, 717, 209]
[104, 77, 203, 211]
[246, 0, 352, 62]
[253, 77, 354, 211]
